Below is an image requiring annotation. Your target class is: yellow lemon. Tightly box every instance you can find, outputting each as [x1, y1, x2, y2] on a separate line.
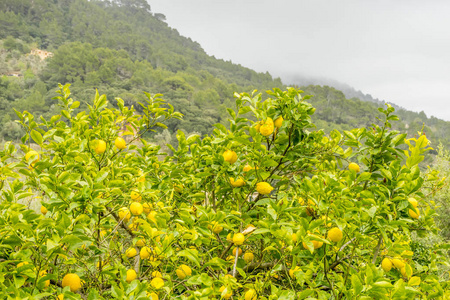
[130, 202, 144, 215]
[126, 269, 137, 283]
[327, 227, 343, 243]
[292, 233, 298, 243]
[274, 116, 283, 128]
[381, 258, 393, 272]
[259, 124, 274, 136]
[233, 233, 245, 246]
[57, 295, 64, 300]
[62, 273, 82, 292]
[118, 207, 131, 222]
[147, 292, 159, 300]
[348, 162, 360, 173]
[115, 137, 126, 150]
[140, 246, 152, 259]
[229, 177, 245, 187]
[223, 150, 238, 164]
[143, 203, 152, 214]
[244, 289, 257, 300]
[209, 221, 224, 234]
[25, 150, 40, 164]
[151, 277, 164, 289]
[243, 252, 254, 263]
[232, 247, 242, 256]
[176, 264, 192, 279]
[40, 205, 48, 215]
[256, 182, 274, 195]
[135, 239, 145, 247]
[391, 258, 405, 269]
[219, 286, 232, 299]
[303, 235, 323, 250]
[243, 164, 253, 172]
[125, 247, 138, 258]
[408, 197, 418, 208]
[289, 266, 301, 279]
[409, 207, 420, 219]
[130, 190, 142, 202]
[152, 271, 162, 278]
[226, 233, 233, 243]
[94, 140, 106, 154]
[147, 211, 157, 223]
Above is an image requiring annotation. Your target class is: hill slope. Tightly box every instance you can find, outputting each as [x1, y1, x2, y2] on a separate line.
[0, 0, 450, 156]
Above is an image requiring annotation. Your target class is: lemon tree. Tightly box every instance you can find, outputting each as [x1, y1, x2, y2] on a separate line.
[0, 85, 448, 299]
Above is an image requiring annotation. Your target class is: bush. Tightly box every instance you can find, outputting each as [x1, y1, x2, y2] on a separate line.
[0, 85, 448, 299]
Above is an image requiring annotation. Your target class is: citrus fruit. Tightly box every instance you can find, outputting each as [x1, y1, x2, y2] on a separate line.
[381, 258, 393, 272]
[39, 270, 50, 287]
[94, 140, 106, 154]
[40, 205, 47, 215]
[62, 273, 82, 292]
[25, 150, 40, 165]
[126, 269, 137, 283]
[408, 197, 418, 208]
[233, 233, 245, 246]
[130, 190, 142, 202]
[209, 221, 223, 234]
[151, 277, 164, 289]
[115, 137, 126, 150]
[130, 202, 144, 215]
[292, 233, 298, 243]
[256, 182, 274, 195]
[348, 162, 360, 172]
[147, 211, 157, 223]
[232, 247, 242, 256]
[327, 227, 343, 242]
[245, 289, 257, 300]
[229, 177, 245, 187]
[143, 203, 152, 214]
[223, 150, 238, 164]
[259, 124, 273, 136]
[219, 286, 232, 299]
[243, 252, 254, 263]
[289, 266, 301, 279]
[243, 164, 253, 172]
[226, 233, 233, 242]
[274, 116, 283, 128]
[140, 246, 152, 259]
[391, 258, 405, 269]
[409, 207, 420, 219]
[147, 292, 159, 300]
[176, 264, 192, 279]
[136, 239, 145, 247]
[152, 271, 162, 278]
[118, 207, 131, 222]
[125, 247, 138, 258]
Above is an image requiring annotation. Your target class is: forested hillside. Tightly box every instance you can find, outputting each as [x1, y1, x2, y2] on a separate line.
[1, 0, 450, 155]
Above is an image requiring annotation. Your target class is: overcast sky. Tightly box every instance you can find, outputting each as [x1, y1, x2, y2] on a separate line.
[151, 0, 450, 121]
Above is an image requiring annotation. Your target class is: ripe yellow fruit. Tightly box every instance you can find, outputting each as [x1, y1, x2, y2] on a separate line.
[125, 247, 138, 258]
[151, 277, 164, 289]
[143, 203, 152, 214]
[274, 116, 283, 128]
[223, 150, 238, 164]
[409, 207, 420, 219]
[147, 211, 157, 223]
[327, 227, 343, 243]
[136, 239, 145, 247]
[233, 233, 245, 246]
[126, 269, 137, 283]
[39, 270, 50, 287]
[25, 150, 40, 164]
[40, 205, 48, 215]
[348, 162, 360, 172]
[176, 264, 192, 279]
[94, 140, 107, 154]
[391, 258, 405, 269]
[259, 124, 273, 136]
[130, 202, 144, 215]
[115, 137, 126, 150]
[243, 252, 254, 263]
[118, 207, 131, 223]
[147, 292, 159, 300]
[256, 182, 274, 195]
[130, 190, 142, 202]
[408, 197, 418, 208]
[292, 233, 298, 243]
[140, 246, 152, 259]
[302, 235, 324, 250]
[245, 289, 257, 300]
[400, 266, 408, 277]
[219, 286, 232, 299]
[62, 273, 82, 292]
[152, 271, 162, 278]
[289, 266, 301, 279]
[209, 221, 224, 234]
[17, 261, 29, 268]
[229, 177, 245, 187]
[243, 164, 253, 172]
[57, 295, 64, 300]
[232, 247, 243, 256]
[226, 233, 233, 243]
[381, 258, 393, 272]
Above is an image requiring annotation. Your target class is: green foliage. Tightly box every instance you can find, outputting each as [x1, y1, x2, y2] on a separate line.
[0, 86, 448, 298]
